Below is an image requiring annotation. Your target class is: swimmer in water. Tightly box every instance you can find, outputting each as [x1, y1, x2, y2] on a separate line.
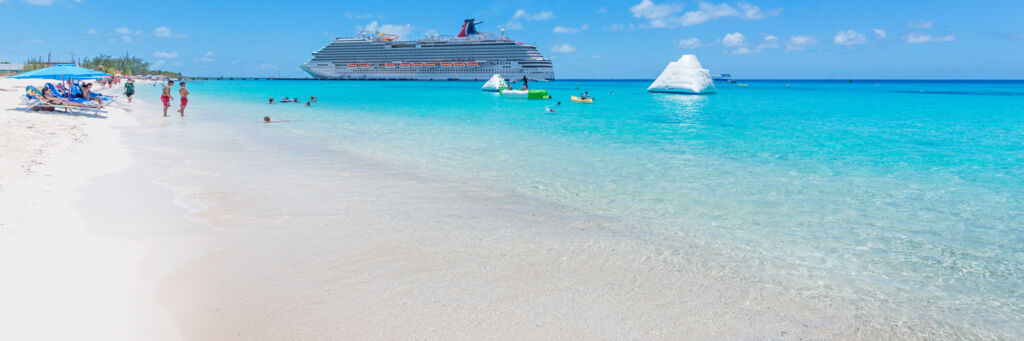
[269, 98, 274, 104]
[263, 116, 291, 123]
[545, 107, 557, 113]
[305, 101, 311, 107]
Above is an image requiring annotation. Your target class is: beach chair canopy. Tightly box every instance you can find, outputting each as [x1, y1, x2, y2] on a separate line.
[12, 64, 109, 80]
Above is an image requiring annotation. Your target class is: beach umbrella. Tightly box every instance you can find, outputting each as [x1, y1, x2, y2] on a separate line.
[12, 64, 109, 101]
[12, 64, 109, 80]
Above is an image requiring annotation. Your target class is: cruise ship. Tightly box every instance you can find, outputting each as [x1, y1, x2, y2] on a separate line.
[300, 19, 554, 81]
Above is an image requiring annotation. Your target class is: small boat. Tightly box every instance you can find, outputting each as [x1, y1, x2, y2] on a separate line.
[571, 96, 593, 103]
[499, 89, 551, 99]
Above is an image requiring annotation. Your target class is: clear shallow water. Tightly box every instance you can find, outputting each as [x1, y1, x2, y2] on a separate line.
[141, 79, 1023, 337]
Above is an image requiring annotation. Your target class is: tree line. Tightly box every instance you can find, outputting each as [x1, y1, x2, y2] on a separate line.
[21, 53, 182, 78]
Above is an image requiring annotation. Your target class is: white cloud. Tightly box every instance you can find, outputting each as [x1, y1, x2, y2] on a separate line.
[680, 2, 739, 26]
[151, 60, 165, 68]
[677, 37, 702, 48]
[258, 63, 277, 70]
[631, 1, 780, 28]
[513, 9, 555, 20]
[630, 0, 682, 28]
[550, 44, 576, 53]
[786, 35, 819, 51]
[153, 26, 188, 38]
[759, 35, 779, 48]
[873, 28, 887, 39]
[722, 32, 745, 47]
[736, 1, 781, 19]
[198, 51, 215, 62]
[553, 24, 588, 33]
[833, 30, 867, 45]
[905, 32, 955, 44]
[22, 0, 54, 5]
[85, 28, 98, 35]
[121, 35, 136, 43]
[592, 55, 601, 59]
[597, 7, 608, 13]
[113, 27, 136, 35]
[153, 51, 178, 58]
[907, 20, 933, 29]
[731, 47, 755, 54]
[504, 21, 523, 30]
[356, 21, 415, 38]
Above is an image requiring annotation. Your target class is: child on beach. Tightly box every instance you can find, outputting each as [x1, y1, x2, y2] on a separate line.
[177, 82, 190, 117]
[161, 80, 174, 116]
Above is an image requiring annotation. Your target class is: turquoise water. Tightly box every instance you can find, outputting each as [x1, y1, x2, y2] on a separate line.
[141, 79, 1023, 336]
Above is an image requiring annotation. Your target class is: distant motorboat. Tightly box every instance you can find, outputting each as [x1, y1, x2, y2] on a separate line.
[647, 54, 716, 94]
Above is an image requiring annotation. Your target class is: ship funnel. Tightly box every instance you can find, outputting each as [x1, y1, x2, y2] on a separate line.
[458, 19, 482, 37]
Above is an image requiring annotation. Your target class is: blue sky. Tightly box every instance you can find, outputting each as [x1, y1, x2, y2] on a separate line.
[1, 0, 1022, 79]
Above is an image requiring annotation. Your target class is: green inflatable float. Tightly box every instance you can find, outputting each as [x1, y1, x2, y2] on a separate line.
[499, 89, 551, 99]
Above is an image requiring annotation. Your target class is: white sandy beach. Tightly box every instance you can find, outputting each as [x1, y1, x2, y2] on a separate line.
[0, 77, 198, 340]
[0, 76, 919, 340]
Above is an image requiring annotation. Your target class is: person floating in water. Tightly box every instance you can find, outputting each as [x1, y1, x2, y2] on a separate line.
[263, 116, 291, 123]
[520, 76, 528, 90]
[305, 101, 310, 107]
[269, 98, 274, 104]
[310, 96, 317, 102]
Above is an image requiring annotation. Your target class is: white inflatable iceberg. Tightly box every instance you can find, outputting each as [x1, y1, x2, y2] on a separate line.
[647, 54, 716, 94]
[481, 74, 508, 92]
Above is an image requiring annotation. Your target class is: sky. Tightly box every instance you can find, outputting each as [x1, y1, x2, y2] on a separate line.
[1, 0, 1022, 79]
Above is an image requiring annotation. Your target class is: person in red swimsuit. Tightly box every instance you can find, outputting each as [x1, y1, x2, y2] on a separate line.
[161, 80, 174, 116]
[177, 82, 190, 117]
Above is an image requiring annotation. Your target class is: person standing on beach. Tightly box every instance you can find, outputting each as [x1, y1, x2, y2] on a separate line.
[161, 80, 174, 116]
[124, 79, 135, 103]
[177, 82, 190, 117]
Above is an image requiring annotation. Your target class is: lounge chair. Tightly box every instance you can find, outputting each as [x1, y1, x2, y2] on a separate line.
[23, 85, 103, 114]
[46, 83, 96, 105]
[70, 83, 115, 103]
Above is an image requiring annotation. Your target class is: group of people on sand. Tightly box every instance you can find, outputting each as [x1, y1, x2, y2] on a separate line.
[34, 80, 108, 109]
[269, 96, 316, 107]
[160, 80, 189, 117]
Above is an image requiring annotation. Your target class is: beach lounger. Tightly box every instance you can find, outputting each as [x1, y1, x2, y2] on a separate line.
[70, 83, 116, 103]
[46, 83, 96, 105]
[23, 85, 103, 114]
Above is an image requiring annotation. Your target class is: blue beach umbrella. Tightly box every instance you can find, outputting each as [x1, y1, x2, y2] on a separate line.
[12, 64, 109, 101]
[12, 64, 109, 80]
